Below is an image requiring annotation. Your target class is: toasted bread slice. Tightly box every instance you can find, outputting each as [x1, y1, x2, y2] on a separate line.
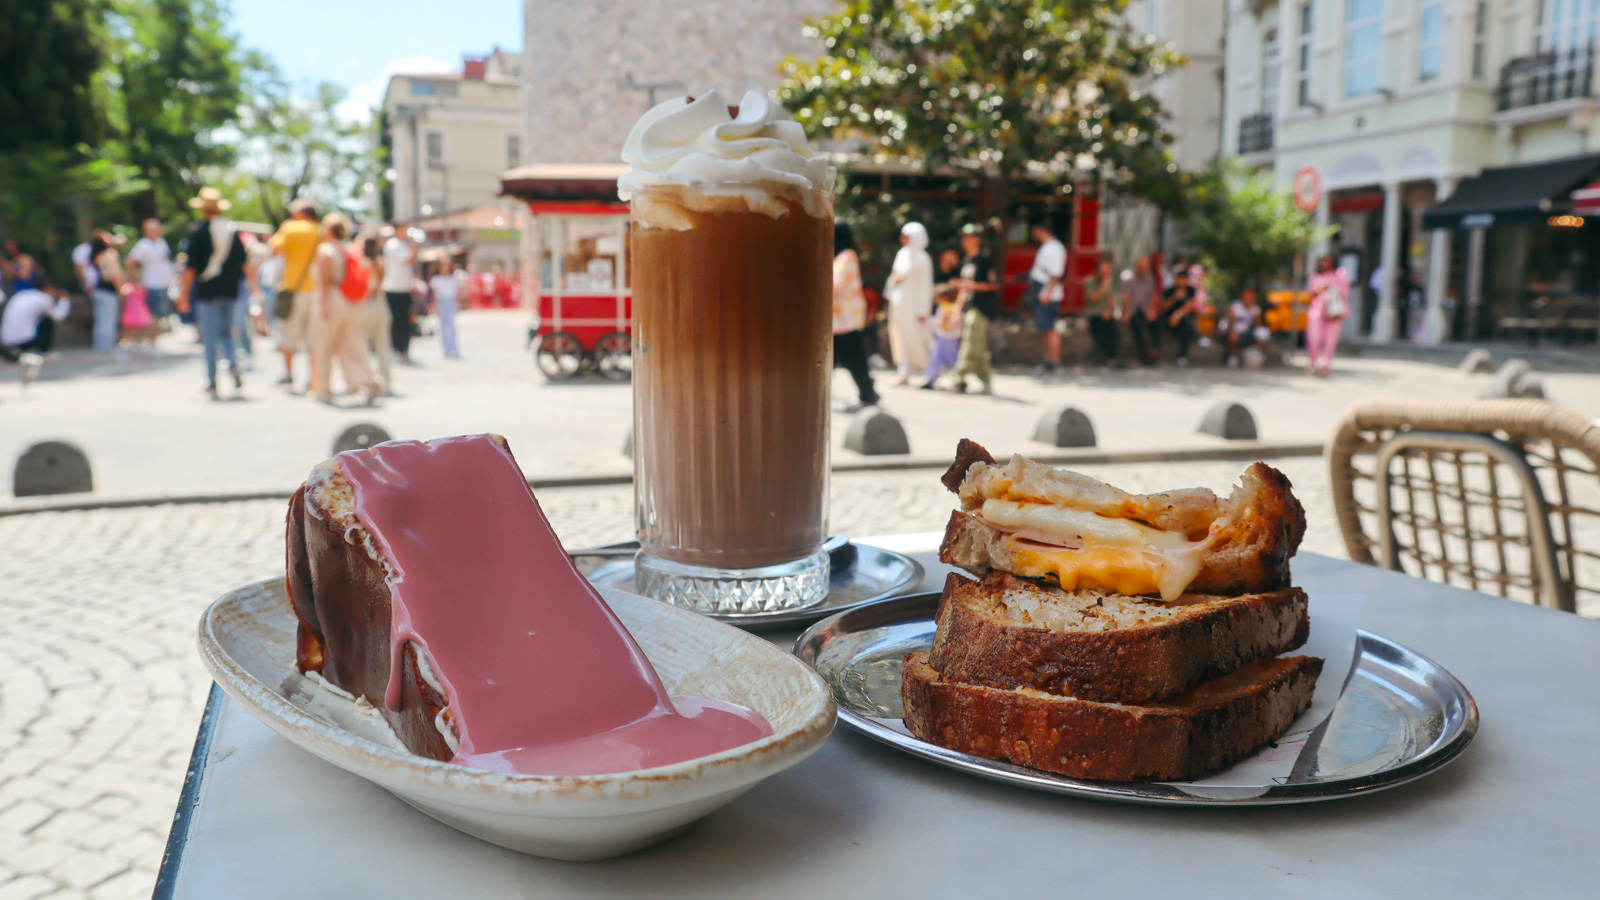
[937, 440, 1306, 598]
[901, 651, 1322, 782]
[928, 572, 1309, 704]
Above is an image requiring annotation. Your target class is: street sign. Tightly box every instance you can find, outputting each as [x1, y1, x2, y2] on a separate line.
[1293, 165, 1323, 212]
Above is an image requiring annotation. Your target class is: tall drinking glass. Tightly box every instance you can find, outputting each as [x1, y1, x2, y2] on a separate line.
[629, 183, 833, 613]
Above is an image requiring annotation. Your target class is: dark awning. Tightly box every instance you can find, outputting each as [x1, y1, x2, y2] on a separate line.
[1423, 152, 1600, 229]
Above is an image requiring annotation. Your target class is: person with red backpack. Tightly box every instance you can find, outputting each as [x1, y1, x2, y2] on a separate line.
[308, 212, 384, 405]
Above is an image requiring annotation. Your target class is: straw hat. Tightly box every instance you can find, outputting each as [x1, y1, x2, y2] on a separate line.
[188, 187, 233, 213]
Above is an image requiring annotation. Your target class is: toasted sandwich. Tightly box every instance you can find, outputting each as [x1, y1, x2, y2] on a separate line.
[938, 440, 1307, 601]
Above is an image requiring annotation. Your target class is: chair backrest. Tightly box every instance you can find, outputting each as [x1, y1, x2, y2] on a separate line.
[1328, 398, 1600, 613]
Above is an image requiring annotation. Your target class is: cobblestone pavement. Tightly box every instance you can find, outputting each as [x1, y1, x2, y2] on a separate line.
[0, 457, 1351, 897]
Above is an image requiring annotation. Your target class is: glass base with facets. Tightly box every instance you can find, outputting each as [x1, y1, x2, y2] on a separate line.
[634, 550, 830, 616]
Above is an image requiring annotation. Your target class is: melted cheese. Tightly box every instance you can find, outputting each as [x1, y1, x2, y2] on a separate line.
[979, 500, 1212, 601]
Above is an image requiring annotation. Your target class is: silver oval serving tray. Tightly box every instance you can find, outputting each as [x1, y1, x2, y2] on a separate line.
[577, 540, 925, 629]
[795, 591, 1479, 806]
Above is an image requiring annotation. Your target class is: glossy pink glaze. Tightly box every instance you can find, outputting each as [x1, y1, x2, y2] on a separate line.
[335, 435, 772, 776]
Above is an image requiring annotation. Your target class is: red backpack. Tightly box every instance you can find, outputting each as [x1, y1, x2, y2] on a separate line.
[339, 245, 370, 301]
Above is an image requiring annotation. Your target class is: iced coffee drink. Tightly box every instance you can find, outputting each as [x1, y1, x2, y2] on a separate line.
[618, 90, 836, 613]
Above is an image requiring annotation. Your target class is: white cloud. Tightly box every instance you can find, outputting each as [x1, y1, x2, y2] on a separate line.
[337, 55, 456, 124]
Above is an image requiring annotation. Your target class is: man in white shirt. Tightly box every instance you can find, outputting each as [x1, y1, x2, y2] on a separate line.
[125, 218, 175, 320]
[427, 263, 463, 359]
[380, 224, 416, 364]
[71, 240, 99, 294]
[1, 287, 71, 360]
[1025, 222, 1067, 373]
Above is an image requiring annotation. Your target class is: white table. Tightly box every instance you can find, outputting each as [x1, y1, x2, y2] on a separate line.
[156, 542, 1600, 898]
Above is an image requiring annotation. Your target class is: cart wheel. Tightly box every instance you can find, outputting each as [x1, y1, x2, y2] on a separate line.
[593, 332, 632, 381]
[536, 332, 584, 380]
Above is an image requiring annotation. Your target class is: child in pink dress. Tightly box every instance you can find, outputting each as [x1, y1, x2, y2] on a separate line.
[1305, 254, 1350, 377]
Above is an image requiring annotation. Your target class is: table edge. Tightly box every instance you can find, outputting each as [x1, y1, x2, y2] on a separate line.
[153, 681, 224, 900]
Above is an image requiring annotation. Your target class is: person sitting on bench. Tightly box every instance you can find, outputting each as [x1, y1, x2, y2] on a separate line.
[0, 285, 70, 362]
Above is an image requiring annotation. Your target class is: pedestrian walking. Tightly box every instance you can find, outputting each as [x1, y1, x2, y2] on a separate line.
[308, 213, 383, 405]
[126, 219, 174, 324]
[884, 221, 934, 385]
[1159, 267, 1200, 366]
[428, 262, 463, 359]
[380, 224, 415, 365]
[949, 224, 999, 395]
[1082, 258, 1121, 366]
[921, 278, 965, 389]
[176, 187, 251, 400]
[1122, 254, 1160, 365]
[831, 222, 878, 411]
[1024, 221, 1067, 373]
[90, 232, 128, 352]
[1306, 254, 1351, 378]
[360, 233, 394, 391]
[234, 238, 274, 369]
[268, 198, 321, 388]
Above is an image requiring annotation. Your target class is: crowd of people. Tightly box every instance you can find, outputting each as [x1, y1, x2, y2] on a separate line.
[829, 219, 1355, 408]
[0, 187, 476, 402]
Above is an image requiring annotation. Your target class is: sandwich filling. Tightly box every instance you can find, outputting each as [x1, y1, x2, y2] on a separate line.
[974, 500, 1216, 602]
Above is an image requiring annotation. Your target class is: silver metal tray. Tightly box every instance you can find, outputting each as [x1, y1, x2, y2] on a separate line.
[575, 541, 925, 629]
[795, 591, 1479, 805]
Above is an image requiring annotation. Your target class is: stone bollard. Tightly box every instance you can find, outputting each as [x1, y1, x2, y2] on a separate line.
[1198, 402, 1258, 441]
[621, 426, 633, 459]
[843, 408, 911, 456]
[1479, 359, 1538, 399]
[333, 423, 393, 455]
[1032, 405, 1097, 448]
[1458, 348, 1495, 374]
[14, 440, 93, 497]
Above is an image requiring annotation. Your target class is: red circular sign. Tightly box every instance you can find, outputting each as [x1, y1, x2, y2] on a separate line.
[1293, 165, 1323, 212]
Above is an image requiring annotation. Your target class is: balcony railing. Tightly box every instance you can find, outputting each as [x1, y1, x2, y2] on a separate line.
[1238, 113, 1274, 154]
[1498, 46, 1595, 111]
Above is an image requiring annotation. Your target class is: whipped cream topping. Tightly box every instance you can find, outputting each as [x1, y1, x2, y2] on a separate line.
[617, 89, 835, 201]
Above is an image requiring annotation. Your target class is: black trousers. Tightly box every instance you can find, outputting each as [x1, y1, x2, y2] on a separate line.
[385, 291, 412, 355]
[1167, 314, 1198, 359]
[1128, 315, 1158, 363]
[1087, 316, 1120, 363]
[833, 329, 878, 404]
[0, 317, 53, 361]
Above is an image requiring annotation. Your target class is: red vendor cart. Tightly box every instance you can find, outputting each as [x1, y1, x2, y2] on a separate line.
[527, 202, 632, 381]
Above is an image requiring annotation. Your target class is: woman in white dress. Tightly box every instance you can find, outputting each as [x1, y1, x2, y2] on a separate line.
[884, 221, 934, 384]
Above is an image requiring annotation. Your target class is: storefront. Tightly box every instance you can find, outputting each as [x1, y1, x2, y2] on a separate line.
[1423, 152, 1600, 344]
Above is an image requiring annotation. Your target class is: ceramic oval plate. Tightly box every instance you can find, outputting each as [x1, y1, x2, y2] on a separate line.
[197, 578, 836, 860]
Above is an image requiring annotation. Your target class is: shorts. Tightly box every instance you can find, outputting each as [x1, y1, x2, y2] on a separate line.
[1026, 279, 1060, 332]
[275, 290, 315, 353]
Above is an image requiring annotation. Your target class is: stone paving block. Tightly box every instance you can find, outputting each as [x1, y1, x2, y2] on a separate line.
[87, 868, 151, 900]
[0, 801, 54, 834]
[0, 875, 60, 900]
[56, 851, 127, 891]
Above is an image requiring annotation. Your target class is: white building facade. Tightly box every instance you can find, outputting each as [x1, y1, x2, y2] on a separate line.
[383, 49, 524, 225]
[1223, 0, 1600, 344]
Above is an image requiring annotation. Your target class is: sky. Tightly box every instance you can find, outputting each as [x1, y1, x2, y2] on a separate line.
[229, 0, 521, 120]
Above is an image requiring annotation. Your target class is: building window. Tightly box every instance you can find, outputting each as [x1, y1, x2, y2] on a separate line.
[506, 134, 521, 170]
[1296, 2, 1316, 106]
[1538, 0, 1600, 52]
[1262, 27, 1281, 114]
[1345, 0, 1384, 98]
[1472, 1, 1488, 79]
[1418, 0, 1444, 82]
[425, 131, 444, 166]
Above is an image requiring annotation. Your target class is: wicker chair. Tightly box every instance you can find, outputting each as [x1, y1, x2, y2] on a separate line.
[1328, 399, 1600, 614]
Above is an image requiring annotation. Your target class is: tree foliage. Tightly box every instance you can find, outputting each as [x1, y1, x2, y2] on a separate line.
[0, 0, 104, 150]
[229, 56, 369, 226]
[780, 0, 1185, 254]
[1183, 159, 1333, 300]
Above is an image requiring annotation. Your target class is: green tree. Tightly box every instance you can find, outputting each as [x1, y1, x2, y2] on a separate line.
[1183, 159, 1332, 301]
[230, 55, 370, 226]
[0, 0, 104, 150]
[103, 0, 244, 221]
[780, 0, 1184, 260]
